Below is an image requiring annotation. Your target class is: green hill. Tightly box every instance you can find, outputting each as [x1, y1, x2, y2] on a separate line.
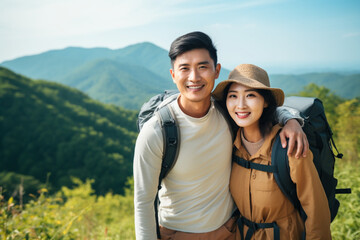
[270, 72, 360, 98]
[0, 67, 138, 195]
[61, 58, 175, 109]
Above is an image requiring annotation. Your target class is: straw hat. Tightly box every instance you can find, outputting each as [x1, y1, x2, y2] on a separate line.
[212, 64, 284, 106]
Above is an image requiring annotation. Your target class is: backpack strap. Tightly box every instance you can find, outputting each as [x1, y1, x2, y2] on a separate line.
[271, 133, 307, 221]
[237, 215, 280, 240]
[157, 105, 180, 180]
[232, 155, 276, 173]
[154, 104, 180, 239]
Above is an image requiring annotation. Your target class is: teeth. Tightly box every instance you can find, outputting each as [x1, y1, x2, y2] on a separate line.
[236, 113, 249, 116]
[188, 86, 202, 89]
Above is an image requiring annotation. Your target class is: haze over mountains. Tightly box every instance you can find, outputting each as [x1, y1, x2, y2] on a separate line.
[1, 42, 359, 110]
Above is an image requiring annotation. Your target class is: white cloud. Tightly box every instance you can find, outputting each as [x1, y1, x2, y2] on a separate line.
[0, 0, 284, 38]
[0, 0, 166, 37]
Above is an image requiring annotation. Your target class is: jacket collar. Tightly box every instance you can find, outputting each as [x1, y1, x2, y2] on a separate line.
[233, 124, 282, 162]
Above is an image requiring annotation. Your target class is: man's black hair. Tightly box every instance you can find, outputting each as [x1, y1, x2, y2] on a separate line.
[169, 31, 218, 68]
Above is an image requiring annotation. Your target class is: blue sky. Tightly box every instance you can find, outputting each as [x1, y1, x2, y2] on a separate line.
[1, 0, 359, 73]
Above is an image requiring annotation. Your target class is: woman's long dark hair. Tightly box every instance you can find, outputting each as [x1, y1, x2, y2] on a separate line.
[222, 83, 278, 137]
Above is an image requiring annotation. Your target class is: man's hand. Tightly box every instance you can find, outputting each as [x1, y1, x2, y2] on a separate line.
[279, 119, 309, 158]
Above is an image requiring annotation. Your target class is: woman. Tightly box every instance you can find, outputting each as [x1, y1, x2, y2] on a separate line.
[212, 64, 331, 240]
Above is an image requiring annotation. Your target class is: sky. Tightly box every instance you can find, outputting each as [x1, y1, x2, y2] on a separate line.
[1, 0, 360, 73]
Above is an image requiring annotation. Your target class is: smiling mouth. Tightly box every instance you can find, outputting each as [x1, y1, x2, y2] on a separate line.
[187, 85, 204, 90]
[236, 112, 250, 118]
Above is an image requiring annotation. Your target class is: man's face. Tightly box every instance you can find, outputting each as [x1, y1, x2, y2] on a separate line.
[170, 48, 220, 109]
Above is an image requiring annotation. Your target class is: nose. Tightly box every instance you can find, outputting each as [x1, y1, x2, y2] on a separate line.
[236, 96, 246, 109]
[188, 69, 200, 81]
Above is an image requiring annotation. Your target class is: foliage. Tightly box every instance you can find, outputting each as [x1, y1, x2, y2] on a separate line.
[334, 99, 360, 162]
[1, 160, 359, 239]
[0, 67, 138, 196]
[0, 178, 135, 240]
[0, 172, 45, 203]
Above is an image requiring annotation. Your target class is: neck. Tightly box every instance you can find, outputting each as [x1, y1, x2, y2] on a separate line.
[243, 125, 262, 143]
[178, 95, 211, 118]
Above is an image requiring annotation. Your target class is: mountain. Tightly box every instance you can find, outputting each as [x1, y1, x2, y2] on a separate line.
[0, 43, 234, 110]
[1, 47, 117, 81]
[1, 43, 178, 109]
[1, 43, 359, 109]
[0, 67, 138, 195]
[60, 58, 174, 109]
[270, 73, 360, 98]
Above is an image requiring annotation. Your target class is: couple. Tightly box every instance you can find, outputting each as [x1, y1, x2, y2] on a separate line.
[134, 31, 331, 240]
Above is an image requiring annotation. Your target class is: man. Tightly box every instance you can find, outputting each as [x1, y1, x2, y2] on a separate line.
[134, 31, 308, 240]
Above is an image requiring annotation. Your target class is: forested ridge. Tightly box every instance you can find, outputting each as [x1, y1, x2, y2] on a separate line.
[0, 67, 138, 197]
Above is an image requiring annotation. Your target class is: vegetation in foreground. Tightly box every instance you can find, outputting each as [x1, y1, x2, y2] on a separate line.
[1, 160, 359, 240]
[1, 178, 135, 240]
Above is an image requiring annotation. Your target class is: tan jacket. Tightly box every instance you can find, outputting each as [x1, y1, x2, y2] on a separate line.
[230, 124, 331, 240]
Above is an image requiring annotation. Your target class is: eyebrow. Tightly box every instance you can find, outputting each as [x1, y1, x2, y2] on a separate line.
[198, 61, 210, 65]
[177, 61, 210, 68]
[228, 88, 257, 93]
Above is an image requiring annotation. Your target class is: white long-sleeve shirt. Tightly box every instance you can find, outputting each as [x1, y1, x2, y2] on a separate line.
[134, 98, 235, 240]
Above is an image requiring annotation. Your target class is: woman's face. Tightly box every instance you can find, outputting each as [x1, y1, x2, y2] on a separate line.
[226, 83, 267, 130]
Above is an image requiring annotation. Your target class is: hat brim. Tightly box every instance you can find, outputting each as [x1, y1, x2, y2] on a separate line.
[212, 77, 284, 106]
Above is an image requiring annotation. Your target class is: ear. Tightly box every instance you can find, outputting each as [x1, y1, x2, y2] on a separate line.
[215, 63, 221, 79]
[264, 101, 269, 108]
[170, 69, 176, 83]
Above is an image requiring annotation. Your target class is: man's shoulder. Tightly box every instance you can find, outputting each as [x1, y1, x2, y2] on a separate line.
[138, 115, 162, 140]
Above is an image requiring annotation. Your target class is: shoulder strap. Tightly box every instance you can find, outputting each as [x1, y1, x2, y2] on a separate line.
[232, 154, 276, 173]
[271, 132, 307, 221]
[157, 105, 180, 180]
[154, 104, 180, 239]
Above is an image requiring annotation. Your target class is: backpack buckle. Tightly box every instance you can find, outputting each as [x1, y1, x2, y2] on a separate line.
[163, 119, 175, 126]
[168, 137, 177, 146]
